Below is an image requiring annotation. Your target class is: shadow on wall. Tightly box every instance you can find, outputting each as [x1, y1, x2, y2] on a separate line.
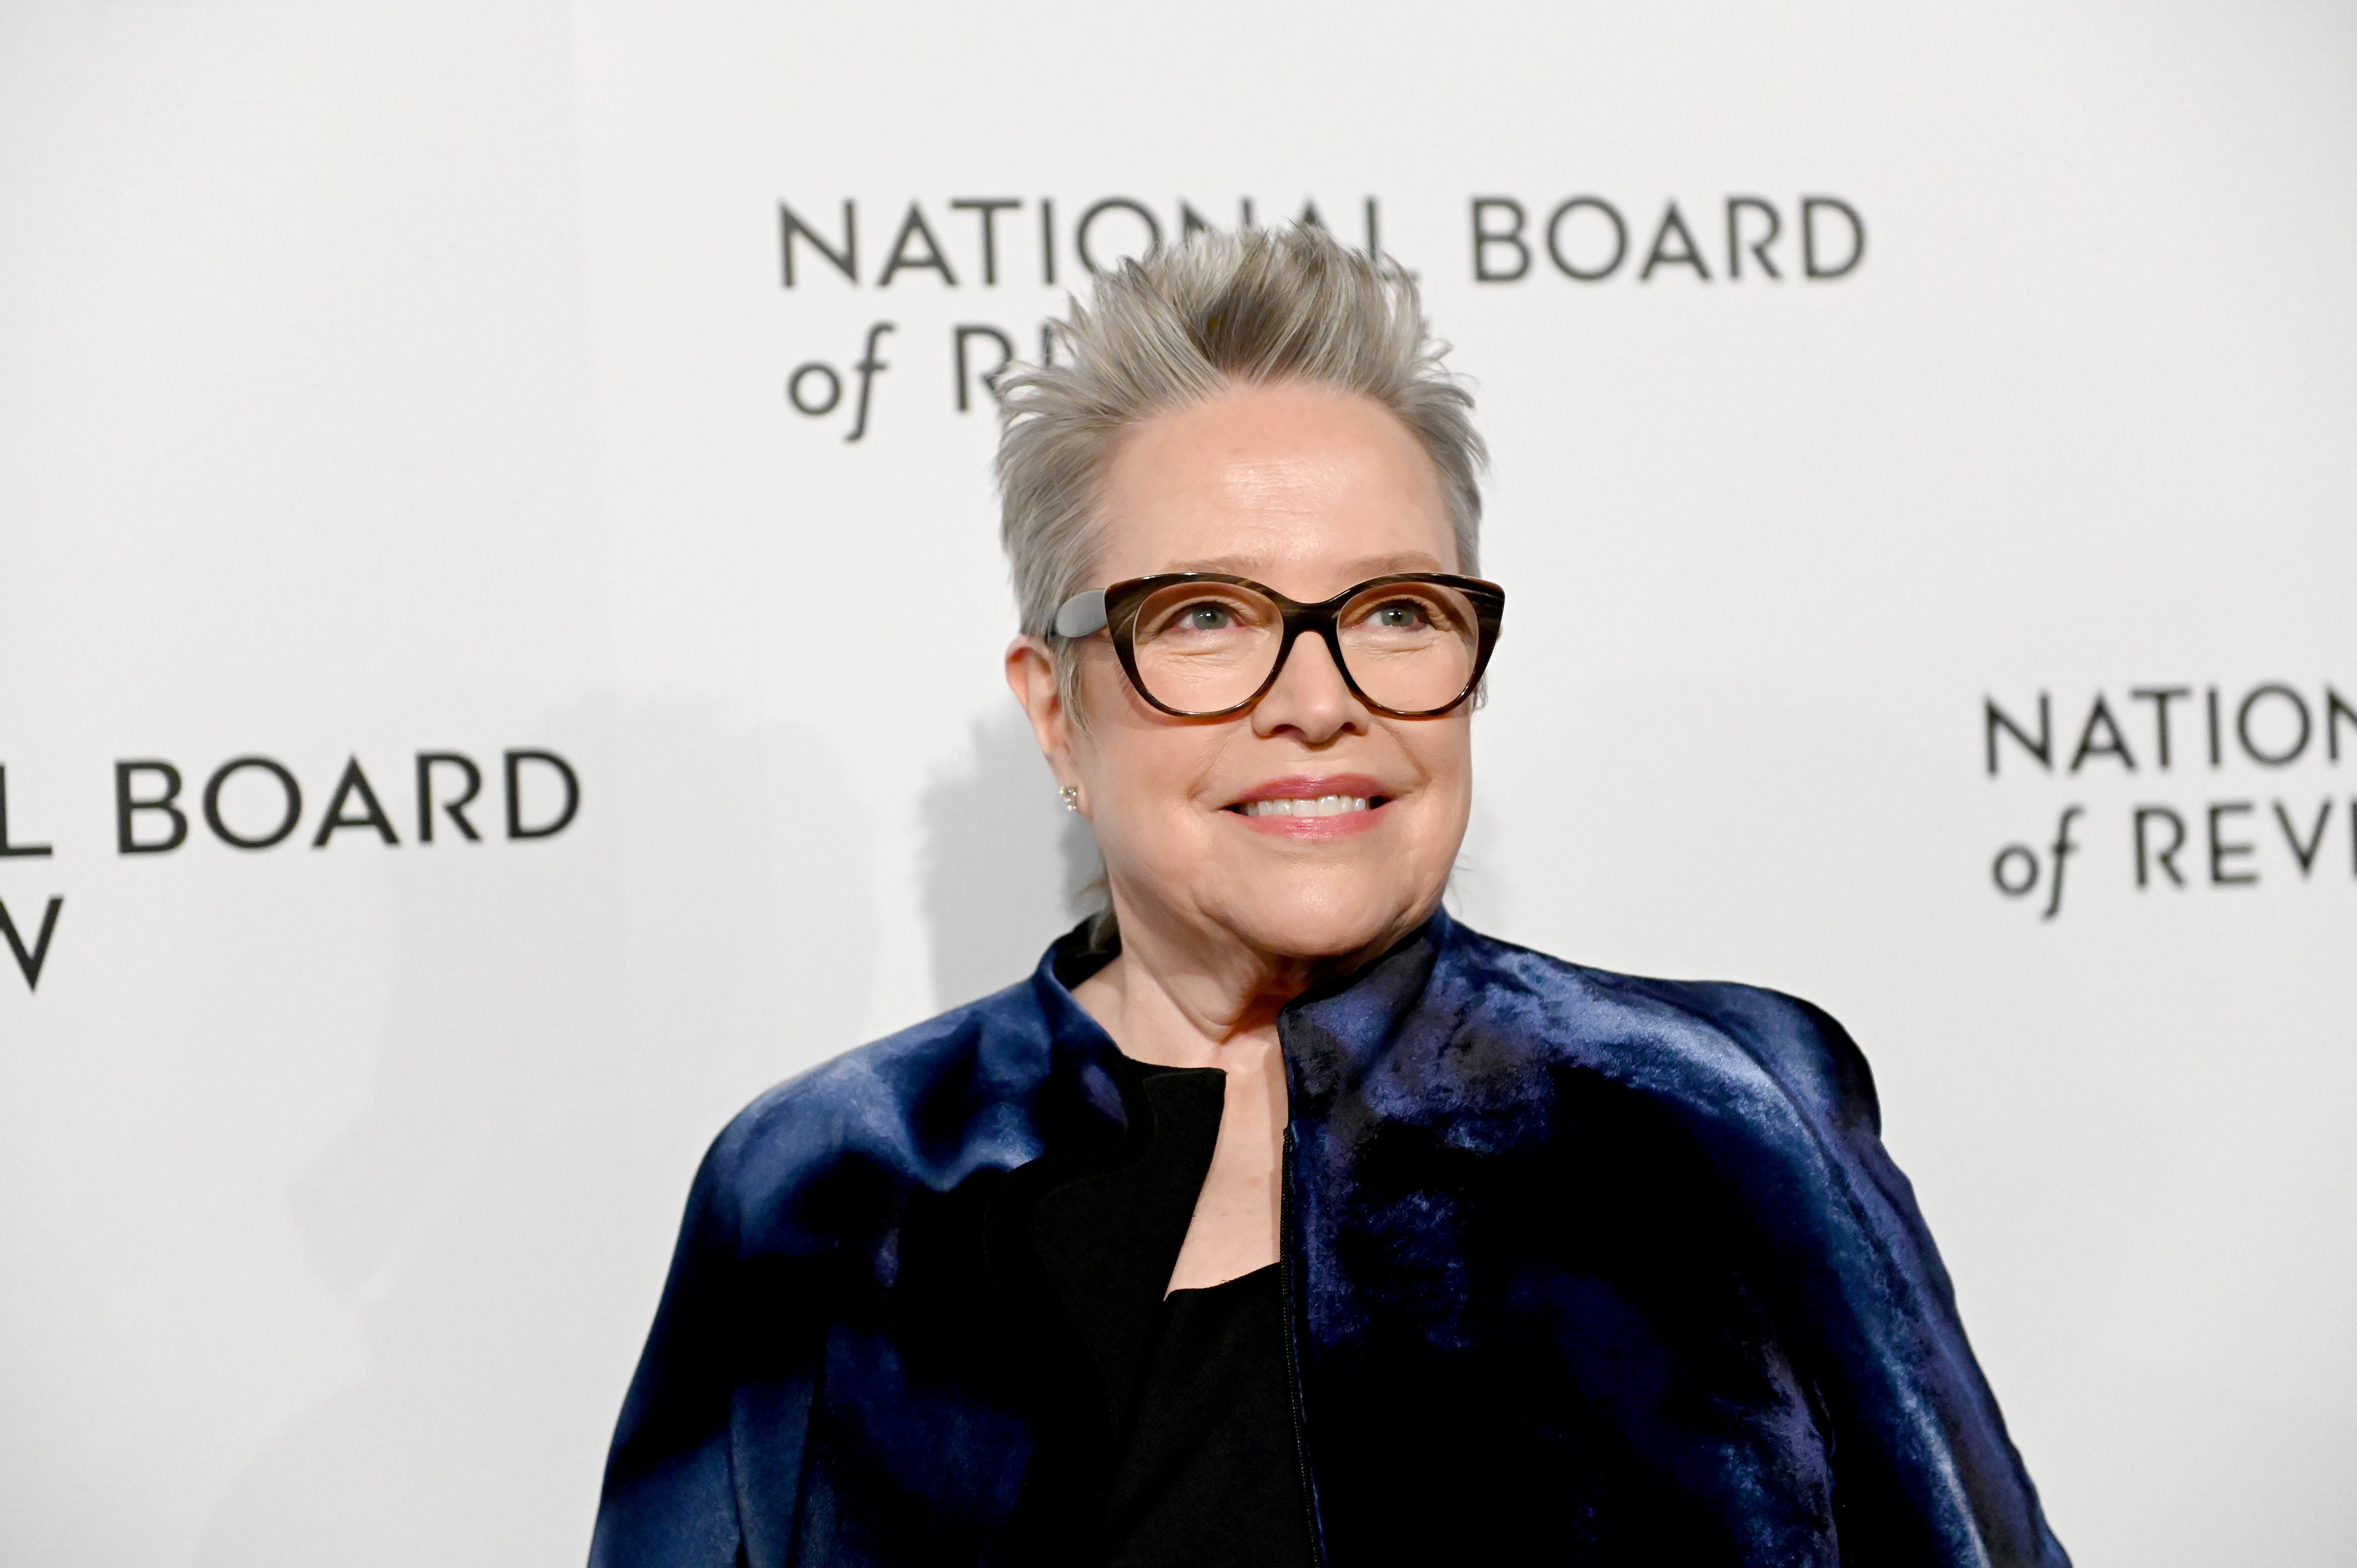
[922, 708, 1104, 1010]
[191, 700, 876, 1568]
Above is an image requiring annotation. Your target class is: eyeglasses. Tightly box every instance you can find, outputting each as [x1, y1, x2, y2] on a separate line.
[1051, 572, 1506, 719]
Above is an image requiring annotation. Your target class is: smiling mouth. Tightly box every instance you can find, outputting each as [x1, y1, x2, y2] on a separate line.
[1231, 793, 1384, 818]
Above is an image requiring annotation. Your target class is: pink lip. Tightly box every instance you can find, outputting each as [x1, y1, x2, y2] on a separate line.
[1223, 773, 1393, 839]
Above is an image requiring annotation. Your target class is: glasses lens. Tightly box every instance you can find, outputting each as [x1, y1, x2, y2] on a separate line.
[1336, 581, 1482, 713]
[1129, 581, 1283, 712]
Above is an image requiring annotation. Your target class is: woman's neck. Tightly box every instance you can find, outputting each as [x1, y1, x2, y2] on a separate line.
[1071, 948, 1289, 1069]
[1069, 892, 1413, 1069]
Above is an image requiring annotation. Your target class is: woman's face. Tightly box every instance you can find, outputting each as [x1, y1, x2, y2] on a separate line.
[1015, 381, 1475, 967]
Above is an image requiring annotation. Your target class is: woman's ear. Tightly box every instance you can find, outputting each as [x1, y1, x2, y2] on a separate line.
[1004, 636, 1076, 787]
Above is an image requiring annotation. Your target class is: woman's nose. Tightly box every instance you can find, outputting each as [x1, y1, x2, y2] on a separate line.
[1251, 633, 1367, 743]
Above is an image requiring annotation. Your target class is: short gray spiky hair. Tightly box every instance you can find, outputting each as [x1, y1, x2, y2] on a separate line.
[995, 224, 1485, 701]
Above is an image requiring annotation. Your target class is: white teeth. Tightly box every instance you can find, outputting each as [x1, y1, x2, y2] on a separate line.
[1241, 795, 1370, 818]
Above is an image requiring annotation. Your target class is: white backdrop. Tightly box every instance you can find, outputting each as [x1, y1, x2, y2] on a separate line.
[2, 2, 2353, 1564]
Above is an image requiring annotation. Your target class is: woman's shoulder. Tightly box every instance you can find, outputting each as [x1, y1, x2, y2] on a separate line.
[1440, 922, 1882, 1137]
[693, 976, 1066, 1232]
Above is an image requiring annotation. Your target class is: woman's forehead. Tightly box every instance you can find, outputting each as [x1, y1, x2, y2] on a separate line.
[1095, 516, 1456, 592]
[1157, 548, 1449, 581]
[1095, 387, 1454, 580]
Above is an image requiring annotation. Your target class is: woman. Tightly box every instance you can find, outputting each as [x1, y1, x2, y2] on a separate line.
[592, 227, 2068, 1567]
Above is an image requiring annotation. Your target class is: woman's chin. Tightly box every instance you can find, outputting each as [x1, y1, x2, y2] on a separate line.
[1216, 878, 1440, 963]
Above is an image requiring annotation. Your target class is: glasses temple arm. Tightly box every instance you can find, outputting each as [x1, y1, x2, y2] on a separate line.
[1053, 589, 1109, 638]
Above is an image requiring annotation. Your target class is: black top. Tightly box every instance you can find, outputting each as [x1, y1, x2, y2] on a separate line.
[1103, 1263, 1314, 1568]
[1027, 1033, 1311, 1568]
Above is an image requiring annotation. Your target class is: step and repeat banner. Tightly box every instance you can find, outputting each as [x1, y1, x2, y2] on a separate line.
[2, 2, 2350, 1564]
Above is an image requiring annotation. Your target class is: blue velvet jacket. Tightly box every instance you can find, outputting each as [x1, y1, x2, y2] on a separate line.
[592, 912, 2068, 1567]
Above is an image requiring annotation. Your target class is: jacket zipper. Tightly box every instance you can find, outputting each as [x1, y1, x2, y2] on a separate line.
[1277, 1125, 1326, 1567]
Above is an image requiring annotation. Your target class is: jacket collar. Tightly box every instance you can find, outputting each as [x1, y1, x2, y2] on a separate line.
[1023, 905, 1461, 1123]
[1020, 919, 1136, 1147]
[1280, 906, 1455, 1108]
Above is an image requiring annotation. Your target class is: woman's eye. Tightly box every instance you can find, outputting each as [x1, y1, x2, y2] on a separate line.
[1372, 601, 1431, 629]
[1181, 604, 1232, 630]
